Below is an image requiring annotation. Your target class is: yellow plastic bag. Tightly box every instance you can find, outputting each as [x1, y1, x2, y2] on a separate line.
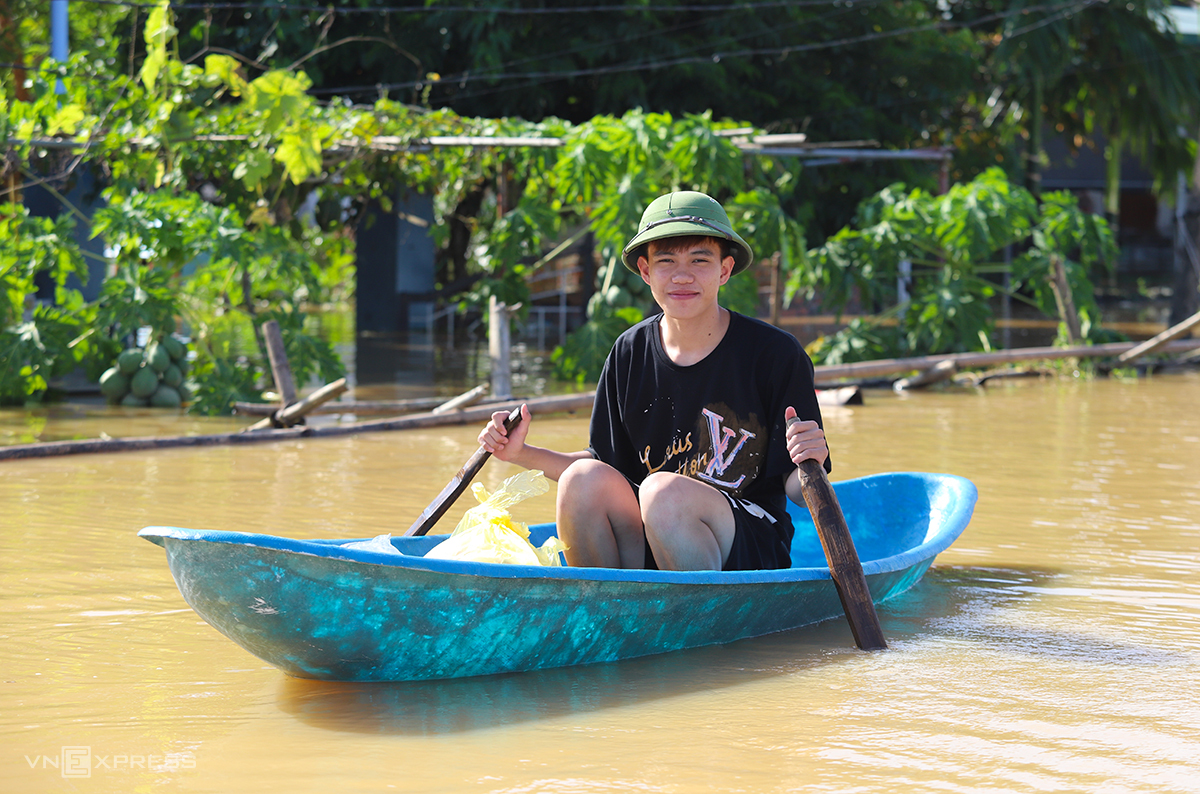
[424, 470, 568, 566]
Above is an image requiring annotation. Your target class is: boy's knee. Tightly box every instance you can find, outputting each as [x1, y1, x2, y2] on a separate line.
[560, 457, 607, 489]
[559, 458, 627, 506]
[640, 471, 688, 502]
[639, 472, 694, 522]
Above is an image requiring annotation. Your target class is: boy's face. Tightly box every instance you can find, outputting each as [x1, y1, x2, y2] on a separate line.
[637, 237, 735, 320]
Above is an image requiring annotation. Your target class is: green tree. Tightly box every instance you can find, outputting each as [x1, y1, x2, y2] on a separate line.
[794, 168, 1118, 364]
[0, 204, 89, 404]
[971, 0, 1200, 210]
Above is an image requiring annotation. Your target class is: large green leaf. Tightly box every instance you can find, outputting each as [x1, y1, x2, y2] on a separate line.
[245, 70, 313, 134]
[233, 148, 274, 190]
[275, 127, 323, 185]
[138, 1, 176, 94]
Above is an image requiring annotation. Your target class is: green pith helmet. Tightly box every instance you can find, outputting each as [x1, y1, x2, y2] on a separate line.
[621, 191, 755, 275]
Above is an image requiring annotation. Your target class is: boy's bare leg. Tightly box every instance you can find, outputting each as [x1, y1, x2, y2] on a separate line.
[556, 459, 645, 568]
[639, 472, 736, 571]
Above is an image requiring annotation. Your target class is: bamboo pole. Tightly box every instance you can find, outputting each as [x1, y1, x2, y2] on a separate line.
[309, 393, 593, 438]
[0, 427, 309, 460]
[811, 339, 1200, 384]
[431, 384, 489, 414]
[0, 393, 595, 461]
[1116, 309, 1200, 364]
[233, 396, 449, 416]
[893, 360, 957, 391]
[243, 378, 349, 432]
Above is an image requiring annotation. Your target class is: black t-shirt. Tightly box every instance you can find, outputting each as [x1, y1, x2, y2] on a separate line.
[589, 310, 828, 535]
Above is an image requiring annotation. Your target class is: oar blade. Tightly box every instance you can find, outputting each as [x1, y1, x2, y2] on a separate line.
[796, 459, 887, 651]
[403, 406, 524, 538]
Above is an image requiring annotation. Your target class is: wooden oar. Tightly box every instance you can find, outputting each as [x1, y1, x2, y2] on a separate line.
[789, 418, 887, 651]
[403, 405, 524, 537]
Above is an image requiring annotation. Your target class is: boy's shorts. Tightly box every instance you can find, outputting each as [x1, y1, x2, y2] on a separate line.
[643, 492, 793, 572]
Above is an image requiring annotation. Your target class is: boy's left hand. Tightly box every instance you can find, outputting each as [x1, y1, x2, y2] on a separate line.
[784, 406, 828, 468]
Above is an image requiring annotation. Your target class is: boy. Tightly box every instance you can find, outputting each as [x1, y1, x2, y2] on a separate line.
[479, 190, 829, 571]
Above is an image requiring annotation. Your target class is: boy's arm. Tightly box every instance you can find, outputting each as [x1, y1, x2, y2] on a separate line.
[478, 405, 593, 481]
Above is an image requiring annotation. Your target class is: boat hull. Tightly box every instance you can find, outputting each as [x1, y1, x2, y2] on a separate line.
[141, 472, 976, 681]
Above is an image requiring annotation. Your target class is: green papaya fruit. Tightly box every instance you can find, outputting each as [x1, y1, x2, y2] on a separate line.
[161, 335, 186, 362]
[117, 348, 143, 375]
[150, 384, 182, 408]
[120, 392, 148, 407]
[99, 367, 129, 402]
[177, 383, 194, 404]
[162, 363, 183, 388]
[130, 366, 160, 398]
[144, 341, 171, 374]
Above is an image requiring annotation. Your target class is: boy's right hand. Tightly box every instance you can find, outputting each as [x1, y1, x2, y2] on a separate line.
[479, 403, 531, 461]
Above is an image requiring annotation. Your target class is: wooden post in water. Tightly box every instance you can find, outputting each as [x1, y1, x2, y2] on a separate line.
[262, 320, 298, 411]
[244, 320, 348, 432]
[769, 252, 782, 327]
[489, 295, 514, 401]
[1048, 255, 1083, 344]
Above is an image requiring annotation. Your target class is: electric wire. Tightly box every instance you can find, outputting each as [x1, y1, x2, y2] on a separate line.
[11, 0, 1193, 125]
[73, 0, 892, 15]
[307, 1, 1082, 97]
[428, 0, 881, 104]
[321, 0, 880, 102]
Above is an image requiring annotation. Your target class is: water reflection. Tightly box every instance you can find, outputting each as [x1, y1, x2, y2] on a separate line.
[272, 565, 1098, 737]
[276, 643, 781, 736]
[353, 331, 557, 401]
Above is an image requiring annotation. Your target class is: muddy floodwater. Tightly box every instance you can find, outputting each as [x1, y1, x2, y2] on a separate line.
[3, 373, 1199, 793]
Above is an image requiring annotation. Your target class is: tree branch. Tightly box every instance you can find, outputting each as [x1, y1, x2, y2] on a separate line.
[287, 37, 421, 72]
[183, 46, 269, 71]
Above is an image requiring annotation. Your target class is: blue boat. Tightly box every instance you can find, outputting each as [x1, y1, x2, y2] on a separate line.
[139, 471, 977, 682]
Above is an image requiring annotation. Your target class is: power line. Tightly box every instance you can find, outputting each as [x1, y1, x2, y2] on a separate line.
[309, 10, 979, 96]
[419, 0, 881, 104]
[75, 0, 883, 15]
[305, 0, 1122, 100]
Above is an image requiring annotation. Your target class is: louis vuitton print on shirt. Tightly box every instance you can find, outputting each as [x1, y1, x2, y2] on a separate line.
[589, 311, 829, 540]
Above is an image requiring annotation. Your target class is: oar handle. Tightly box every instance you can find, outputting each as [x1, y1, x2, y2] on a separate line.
[404, 406, 523, 537]
[790, 419, 887, 651]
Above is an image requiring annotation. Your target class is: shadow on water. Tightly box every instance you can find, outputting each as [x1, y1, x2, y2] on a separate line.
[272, 563, 1179, 736]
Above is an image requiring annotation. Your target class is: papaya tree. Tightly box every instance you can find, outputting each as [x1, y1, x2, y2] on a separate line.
[0, 204, 89, 404]
[792, 168, 1117, 364]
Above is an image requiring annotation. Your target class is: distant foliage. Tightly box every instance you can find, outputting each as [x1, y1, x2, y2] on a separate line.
[794, 168, 1119, 364]
[5, 2, 813, 393]
[0, 205, 89, 404]
[5, 0, 1160, 400]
